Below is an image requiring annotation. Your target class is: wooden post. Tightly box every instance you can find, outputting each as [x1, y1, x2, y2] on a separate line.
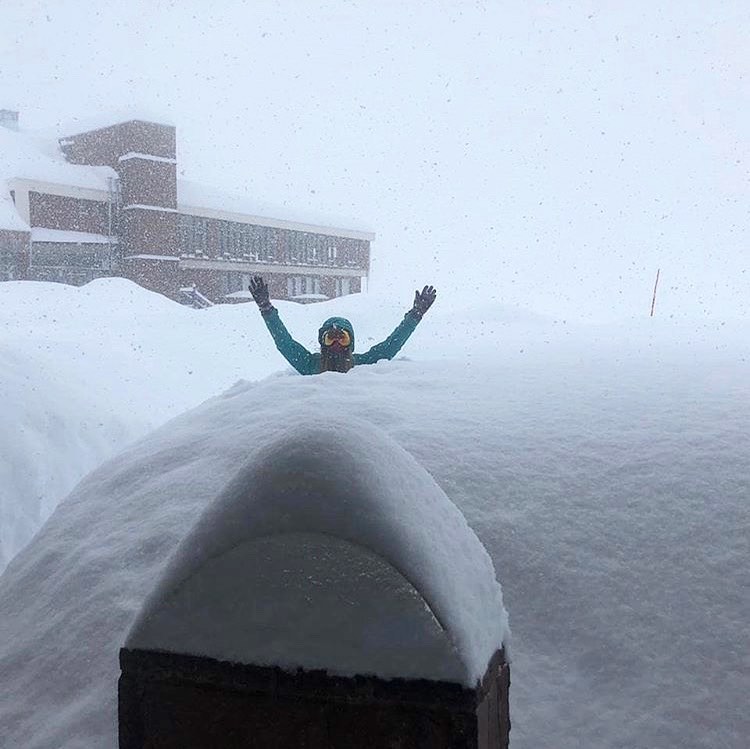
[650, 269, 660, 317]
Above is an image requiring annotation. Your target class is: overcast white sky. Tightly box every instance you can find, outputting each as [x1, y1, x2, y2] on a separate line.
[1, 0, 748, 321]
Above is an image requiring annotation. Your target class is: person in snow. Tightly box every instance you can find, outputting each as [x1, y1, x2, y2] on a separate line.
[248, 275, 436, 374]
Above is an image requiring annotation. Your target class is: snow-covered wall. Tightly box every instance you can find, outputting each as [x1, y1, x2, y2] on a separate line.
[128, 421, 508, 685]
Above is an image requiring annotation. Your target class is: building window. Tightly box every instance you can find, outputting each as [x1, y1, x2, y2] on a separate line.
[240, 226, 252, 256]
[327, 245, 338, 263]
[218, 221, 229, 255]
[266, 228, 278, 262]
[179, 215, 208, 255]
[0, 250, 16, 281]
[218, 221, 251, 257]
[282, 232, 331, 265]
[335, 277, 351, 297]
[288, 276, 320, 297]
[288, 233, 300, 263]
[225, 272, 254, 294]
[196, 219, 208, 254]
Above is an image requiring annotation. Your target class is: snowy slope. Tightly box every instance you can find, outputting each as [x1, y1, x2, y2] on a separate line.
[0, 279, 749, 748]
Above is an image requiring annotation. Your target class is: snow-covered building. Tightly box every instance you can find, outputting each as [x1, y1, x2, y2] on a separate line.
[0, 110, 373, 304]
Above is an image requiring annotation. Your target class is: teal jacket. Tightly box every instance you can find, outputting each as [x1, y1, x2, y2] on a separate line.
[260, 307, 421, 375]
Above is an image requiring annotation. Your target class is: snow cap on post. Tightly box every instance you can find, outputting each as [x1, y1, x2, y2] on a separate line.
[126, 418, 509, 686]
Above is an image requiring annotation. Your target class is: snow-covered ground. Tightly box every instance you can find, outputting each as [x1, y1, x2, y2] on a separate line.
[1, 278, 748, 748]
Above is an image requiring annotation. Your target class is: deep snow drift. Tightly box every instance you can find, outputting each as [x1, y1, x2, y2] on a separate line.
[0, 277, 551, 573]
[1, 279, 749, 748]
[0, 278, 277, 571]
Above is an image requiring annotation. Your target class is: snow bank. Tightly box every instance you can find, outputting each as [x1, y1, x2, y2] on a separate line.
[0, 364, 514, 748]
[0, 278, 280, 570]
[4, 278, 527, 572]
[0, 343, 138, 570]
[128, 420, 507, 684]
[1, 278, 749, 748]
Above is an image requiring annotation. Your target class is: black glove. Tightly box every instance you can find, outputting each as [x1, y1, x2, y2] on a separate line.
[249, 276, 273, 313]
[410, 285, 436, 320]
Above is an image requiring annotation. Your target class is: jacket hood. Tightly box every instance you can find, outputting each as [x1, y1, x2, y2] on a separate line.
[318, 317, 355, 350]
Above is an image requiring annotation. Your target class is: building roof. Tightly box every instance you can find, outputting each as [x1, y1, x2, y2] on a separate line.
[1, 120, 374, 242]
[49, 110, 176, 138]
[178, 179, 375, 241]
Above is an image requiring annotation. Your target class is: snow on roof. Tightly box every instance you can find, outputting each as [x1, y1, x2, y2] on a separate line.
[178, 178, 375, 240]
[48, 109, 175, 138]
[122, 254, 180, 261]
[291, 292, 330, 301]
[0, 127, 115, 189]
[118, 151, 176, 164]
[128, 420, 507, 685]
[0, 126, 115, 230]
[30, 228, 114, 244]
[0, 122, 370, 239]
[0, 192, 28, 231]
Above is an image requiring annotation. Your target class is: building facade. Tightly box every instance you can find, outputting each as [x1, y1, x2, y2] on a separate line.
[0, 113, 372, 305]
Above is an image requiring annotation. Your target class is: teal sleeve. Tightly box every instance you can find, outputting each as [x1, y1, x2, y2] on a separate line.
[354, 312, 420, 366]
[261, 308, 318, 375]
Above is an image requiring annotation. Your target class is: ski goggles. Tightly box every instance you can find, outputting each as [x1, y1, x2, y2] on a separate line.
[322, 327, 351, 347]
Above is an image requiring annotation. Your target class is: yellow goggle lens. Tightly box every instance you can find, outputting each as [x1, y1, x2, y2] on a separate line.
[323, 329, 351, 347]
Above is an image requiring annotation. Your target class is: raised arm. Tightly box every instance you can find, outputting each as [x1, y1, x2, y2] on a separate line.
[249, 276, 318, 375]
[355, 285, 436, 365]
